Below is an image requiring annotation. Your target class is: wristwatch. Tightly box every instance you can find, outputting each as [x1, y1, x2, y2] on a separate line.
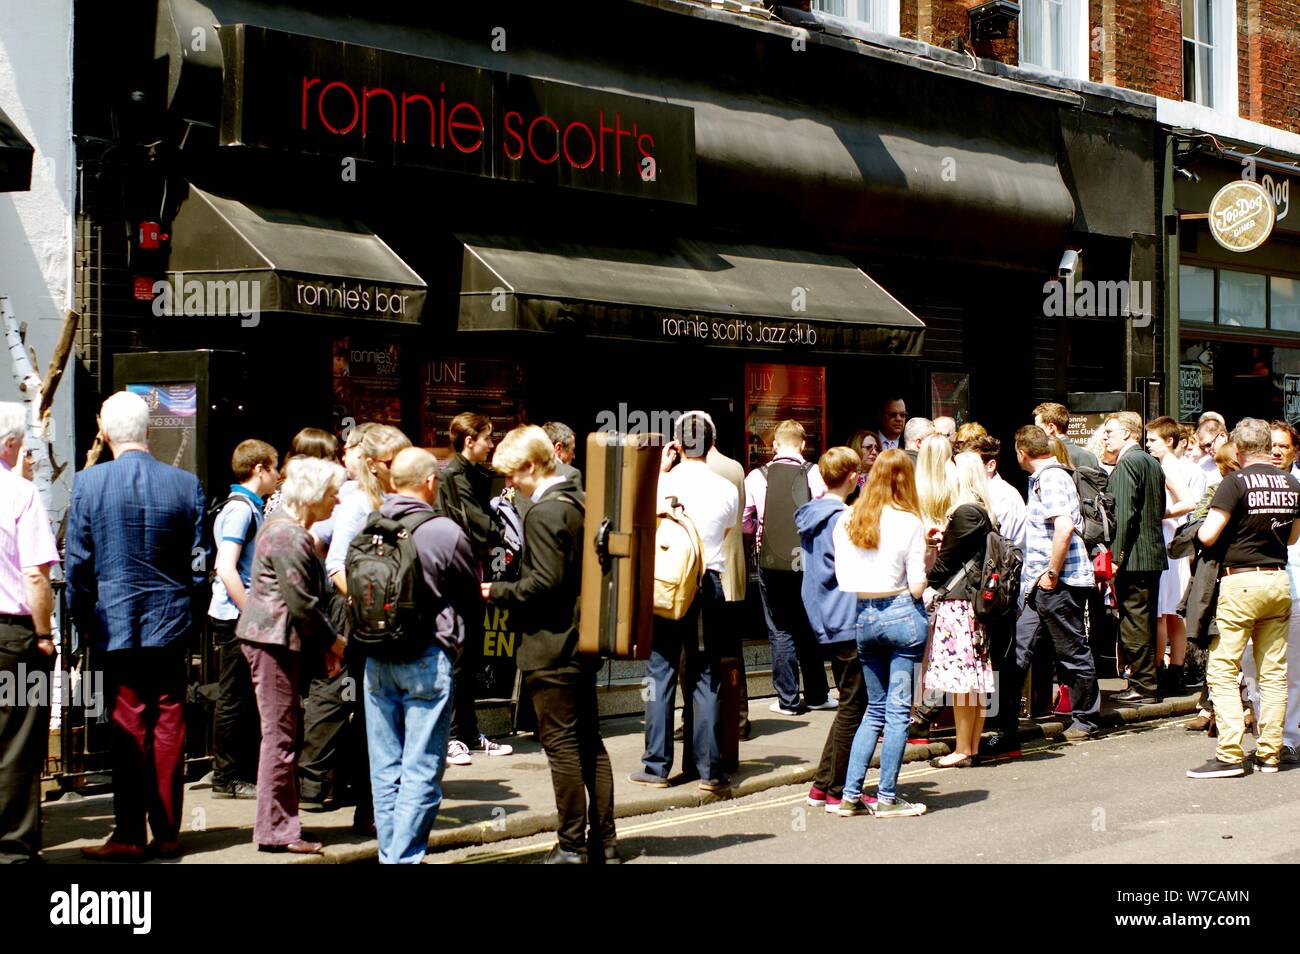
[1044, 568, 1059, 582]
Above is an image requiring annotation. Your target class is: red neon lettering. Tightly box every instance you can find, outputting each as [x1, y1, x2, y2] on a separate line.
[637, 131, 655, 159]
[400, 93, 435, 145]
[598, 111, 613, 173]
[503, 111, 524, 160]
[363, 86, 397, 139]
[447, 102, 485, 153]
[318, 81, 359, 135]
[301, 76, 321, 129]
[614, 112, 632, 174]
[563, 121, 596, 169]
[528, 115, 560, 164]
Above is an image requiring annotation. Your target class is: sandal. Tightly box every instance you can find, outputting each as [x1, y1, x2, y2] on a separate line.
[932, 752, 973, 768]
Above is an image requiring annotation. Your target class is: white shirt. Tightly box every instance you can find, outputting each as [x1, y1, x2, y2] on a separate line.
[1199, 454, 1223, 488]
[659, 460, 739, 574]
[832, 505, 926, 594]
[988, 473, 1027, 552]
[531, 474, 567, 502]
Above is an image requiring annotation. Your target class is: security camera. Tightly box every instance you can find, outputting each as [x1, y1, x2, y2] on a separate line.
[1058, 249, 1080, 279]
[1175, 168, 1199, 183]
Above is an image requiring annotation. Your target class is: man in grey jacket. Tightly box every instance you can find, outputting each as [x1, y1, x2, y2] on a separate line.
[365, 447, 482, 863]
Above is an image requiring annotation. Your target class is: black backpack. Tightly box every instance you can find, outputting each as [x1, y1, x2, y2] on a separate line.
[1041, 463, 1115, 554]
[344, 510, 438, 660]
[758, 461, 814, 572]
[937, 529, 1024, 624]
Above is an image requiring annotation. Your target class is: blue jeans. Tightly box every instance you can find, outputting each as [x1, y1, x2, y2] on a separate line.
[641, 571, 726, 782]
[842, 593, 929, 803]
[364, 644, 454, 864]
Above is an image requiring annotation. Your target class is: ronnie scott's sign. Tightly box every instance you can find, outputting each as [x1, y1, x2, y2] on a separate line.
[1209, 180, 1276, 252]
[218, 25, 697, 204]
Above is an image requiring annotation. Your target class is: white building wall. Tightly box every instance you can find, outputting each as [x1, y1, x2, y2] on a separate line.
[0, 0, 75, 521]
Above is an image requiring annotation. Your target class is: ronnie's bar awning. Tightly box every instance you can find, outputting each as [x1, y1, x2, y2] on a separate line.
[455, 235, 925, 356]
[0, 105, 34, 192]
[164, 185, 426, 322]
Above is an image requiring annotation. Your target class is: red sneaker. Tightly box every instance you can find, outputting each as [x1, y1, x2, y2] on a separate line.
[1055, 685, 1072, 714]
[806, 786, 828, 807]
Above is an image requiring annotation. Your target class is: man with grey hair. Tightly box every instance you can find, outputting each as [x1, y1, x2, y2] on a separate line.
[67, 390, 206, 861]
[1190, 418, 1300, 778]
[0, 402, 60, 862]
[363, 447, 481, 862]
[932, 416, 956, 441]
[542, 421, 583, 492]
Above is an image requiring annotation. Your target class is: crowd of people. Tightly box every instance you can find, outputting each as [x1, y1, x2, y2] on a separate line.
[1, 389, 1298, 865]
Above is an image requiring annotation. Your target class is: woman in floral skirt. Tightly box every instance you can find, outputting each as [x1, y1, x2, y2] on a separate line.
[925, 452, 1000, 767]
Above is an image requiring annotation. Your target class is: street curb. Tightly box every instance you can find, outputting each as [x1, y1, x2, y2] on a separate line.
[298, 695, 1201, 863]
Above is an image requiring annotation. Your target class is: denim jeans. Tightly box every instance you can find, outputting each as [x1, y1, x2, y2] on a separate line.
[842, 593, 929, 803]
[364, 643, 454, 864]
[759, 568, 829, 710]
[641, 571, 726, 782]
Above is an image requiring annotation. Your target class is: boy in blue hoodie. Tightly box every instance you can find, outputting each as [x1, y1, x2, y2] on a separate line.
[795, 447, 872, 813]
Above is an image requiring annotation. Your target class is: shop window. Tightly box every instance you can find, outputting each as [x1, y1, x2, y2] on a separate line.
[1182, 0, 1238, 114]
[812, 0, 901, 33]
[1020, 0, 1088, 79]
[1272, 277, 1300, 333]
[1179, 264, 1215, 325]
[1218, 269, 1267, 329]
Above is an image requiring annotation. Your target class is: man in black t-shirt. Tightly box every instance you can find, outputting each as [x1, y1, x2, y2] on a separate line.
[1189, 418, 1300, 779]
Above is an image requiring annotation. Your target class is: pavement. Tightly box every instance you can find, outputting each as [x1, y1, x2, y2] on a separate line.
[40, 680, 1199, 864]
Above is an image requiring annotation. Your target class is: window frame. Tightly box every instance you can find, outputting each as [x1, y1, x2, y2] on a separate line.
[1181, 0, 1239, 115]
[1018, 0, 1089, 80]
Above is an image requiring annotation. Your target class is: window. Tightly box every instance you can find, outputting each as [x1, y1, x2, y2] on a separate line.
[812, 0, 900, 34]
[1019, 0, 1088, 79]
[1272, 277, 1300, 333]
[1218, 270, 1267, 328]
[1180, 265, 1215, 324]
[1181, 0, 1238, 114]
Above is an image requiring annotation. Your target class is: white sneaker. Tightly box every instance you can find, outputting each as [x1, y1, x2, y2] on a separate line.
[447, 740, 473, 766]
[769, 701, 800, 716]
[807, 698, 839, 711]
[478, 734, 513, 757]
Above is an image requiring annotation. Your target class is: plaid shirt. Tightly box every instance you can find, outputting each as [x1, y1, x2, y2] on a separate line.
[1023, 464, 1094, 592]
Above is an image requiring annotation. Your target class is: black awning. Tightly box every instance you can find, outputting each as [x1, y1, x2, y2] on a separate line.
[0, 105, 34, 192]
[456, 235, 924, 356]
[163, 185, 426, 322]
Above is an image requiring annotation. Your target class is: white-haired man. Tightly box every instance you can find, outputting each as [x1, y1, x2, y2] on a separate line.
[67, 391, 206, 861]
[0, 403, 59, 862]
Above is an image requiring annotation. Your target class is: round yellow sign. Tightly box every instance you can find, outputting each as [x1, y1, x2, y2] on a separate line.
[1209, 180, 1276, 252]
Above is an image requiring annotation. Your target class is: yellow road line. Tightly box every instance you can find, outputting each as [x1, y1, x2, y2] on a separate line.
[446, 764, 948, 864]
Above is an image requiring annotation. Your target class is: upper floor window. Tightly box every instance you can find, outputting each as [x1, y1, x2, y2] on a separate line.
[1020, 0, 1088, 80]
[1182, 0, 1238, 114]
[812, 0, 900, 35]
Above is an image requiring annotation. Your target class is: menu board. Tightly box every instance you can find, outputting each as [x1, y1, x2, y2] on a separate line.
[744, 363, 826, 471]
[332, 337, 402, 432]
[420, 357, 527, 448]
[930, 371, 971, 424]
[127, 382, 197, 472]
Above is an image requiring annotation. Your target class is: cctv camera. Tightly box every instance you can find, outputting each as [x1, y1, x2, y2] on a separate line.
[1058, 249, 1080, 279]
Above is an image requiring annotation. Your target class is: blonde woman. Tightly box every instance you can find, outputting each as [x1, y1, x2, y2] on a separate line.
[237, 457, 347, 853]
[915, 434, 954, 533]
[925, 452, 999, 767]
[302, 423, 411, 824]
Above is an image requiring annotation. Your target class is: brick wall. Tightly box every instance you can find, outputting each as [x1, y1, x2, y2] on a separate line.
[1253, 0, 1300, 132]
[904, 0, 1018, 62]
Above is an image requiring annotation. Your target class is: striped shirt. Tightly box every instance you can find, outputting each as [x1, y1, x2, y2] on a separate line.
[1024, 464, 1094, 592]
[0, 461, 60, 615]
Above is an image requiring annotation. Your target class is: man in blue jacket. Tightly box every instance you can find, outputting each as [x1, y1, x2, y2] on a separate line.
[795, 446, 867, 814]
[67, 390, 206, 861]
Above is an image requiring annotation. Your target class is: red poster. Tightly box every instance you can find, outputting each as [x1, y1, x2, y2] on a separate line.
[744, 363, 826, 472]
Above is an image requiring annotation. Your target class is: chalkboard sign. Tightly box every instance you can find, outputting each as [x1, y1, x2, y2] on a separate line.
[1179, 364, 1204, 422]
[1285, 374, 1300, 426]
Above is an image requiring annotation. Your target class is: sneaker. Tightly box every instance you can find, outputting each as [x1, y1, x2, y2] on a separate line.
[873, 796, 928, 818]
[769, 701, 801, 716]
[1061, 726, 1095, 742]
[806, 786, 828, 807]
[628, 770, 670, 788]
[212, 780, 257, 800]
[1256, 759, 1280, 774]
[698, 778, 730, 794]
[447, 740, 473, 766]
[1186, 758, 1246, 779]
[478, 734, 513, 757]
[978, 732, 1022, 762]
[906, 720, 931, 745]
[827, 794, 874, 814]
[1281, 745, 1300, 765]
[807, 698, 839, 712]
[837, 797, 872, 817]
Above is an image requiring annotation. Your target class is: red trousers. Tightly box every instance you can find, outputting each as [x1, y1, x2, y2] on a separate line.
[104, 648, 187, 846]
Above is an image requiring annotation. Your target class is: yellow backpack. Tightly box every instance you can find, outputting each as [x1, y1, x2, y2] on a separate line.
[652, 496, 705, 620]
